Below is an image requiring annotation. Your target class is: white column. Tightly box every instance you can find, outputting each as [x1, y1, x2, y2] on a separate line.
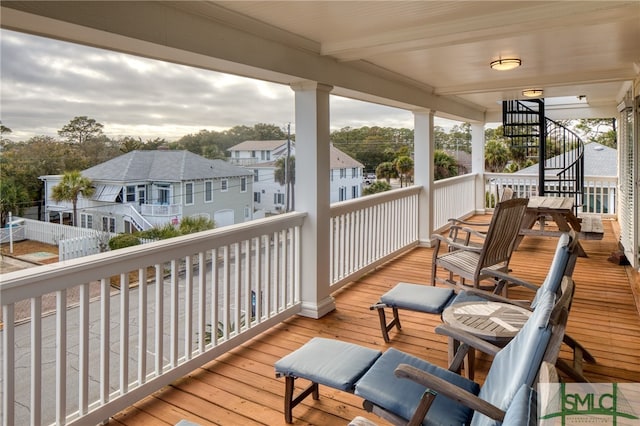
[413, 109, 434, 246]
[291, 81, 336, 318]
[471, 122, 486, 213]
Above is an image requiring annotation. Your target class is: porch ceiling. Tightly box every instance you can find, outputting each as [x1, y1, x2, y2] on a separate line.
[1, 1, 639, 122]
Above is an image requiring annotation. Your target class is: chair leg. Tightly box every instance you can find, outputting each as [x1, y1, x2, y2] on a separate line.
[373, 305, 401, 343]
[283, 376, 319, 423]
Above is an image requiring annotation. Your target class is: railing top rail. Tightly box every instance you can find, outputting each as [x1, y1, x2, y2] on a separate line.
[432, 173, 477, 189]
[330, 185, 421, 216]
[0, 212, 306, 304]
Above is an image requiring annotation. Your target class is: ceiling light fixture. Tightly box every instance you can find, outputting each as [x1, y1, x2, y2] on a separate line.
[490, 58, 521, 71]
[522, 88, 544, 98]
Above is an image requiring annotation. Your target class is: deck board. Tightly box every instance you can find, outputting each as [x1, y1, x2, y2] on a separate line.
[111, 217, 640, 426]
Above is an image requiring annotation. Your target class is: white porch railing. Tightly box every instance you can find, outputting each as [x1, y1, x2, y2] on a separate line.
[432, 174, 478, 231]
[485, 173, 618, 217]
[1, 212, 304, 426]
[140, 203, 182, 217]
[329, 186, 421, 289]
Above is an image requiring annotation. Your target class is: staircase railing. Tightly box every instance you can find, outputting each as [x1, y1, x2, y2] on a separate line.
[502, 99, 584, 214]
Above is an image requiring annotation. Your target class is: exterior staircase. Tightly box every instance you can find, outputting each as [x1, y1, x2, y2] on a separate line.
[502, 99, 584, 214]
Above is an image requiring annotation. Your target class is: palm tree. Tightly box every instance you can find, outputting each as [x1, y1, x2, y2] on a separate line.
[375, 161, 396, 184]
[485, 139, 510, 172]
[433, 150, 458, 180]
[394, 155, 414, 188]
[51, 171, 95, 226]
[274, 155, 295, 212]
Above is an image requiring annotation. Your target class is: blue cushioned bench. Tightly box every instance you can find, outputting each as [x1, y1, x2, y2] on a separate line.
[275, 337, 382, 423]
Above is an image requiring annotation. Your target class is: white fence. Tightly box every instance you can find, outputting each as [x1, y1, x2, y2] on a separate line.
[432, 174, 478, 231]
[0, 226, 26, 244]
[329, 186, 421, 289]
[1, 212, 305, 426]
[59, 235, 110, 261]
[484, 173, 618, 217]
[14, 217, 117, 246]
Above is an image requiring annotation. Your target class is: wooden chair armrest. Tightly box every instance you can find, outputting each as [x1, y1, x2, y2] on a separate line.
[461, 227, 488, 239]
[448, 218, 491, 227]
[479, 269, 540, 292]
[435, 324, 501, 357]
[394, 364, 506, 423]
[431, 234, 483, 253]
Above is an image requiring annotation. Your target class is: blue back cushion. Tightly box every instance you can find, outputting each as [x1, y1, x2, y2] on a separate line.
[531, 233, 571, 308]
[472, 290, 554, 426]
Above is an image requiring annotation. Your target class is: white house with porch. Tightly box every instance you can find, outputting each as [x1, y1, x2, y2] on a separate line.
[40, 150, 254, 232]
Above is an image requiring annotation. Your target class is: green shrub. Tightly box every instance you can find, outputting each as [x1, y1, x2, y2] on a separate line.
[363, 180, 392, 195]
[108, 233, 141, 250]
[179, 216, 215, 234]
[138, 223, 180, 240]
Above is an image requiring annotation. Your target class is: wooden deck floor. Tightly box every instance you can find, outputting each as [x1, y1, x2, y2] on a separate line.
[110, 218, 640, 426]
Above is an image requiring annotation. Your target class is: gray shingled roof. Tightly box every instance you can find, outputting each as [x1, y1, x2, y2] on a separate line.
[227, 140, 288, 151]
[82, 150, 252, 182]
[515, 144, 617, 177]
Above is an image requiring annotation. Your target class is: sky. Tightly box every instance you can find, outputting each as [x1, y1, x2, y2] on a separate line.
[0, 29, 460, 143]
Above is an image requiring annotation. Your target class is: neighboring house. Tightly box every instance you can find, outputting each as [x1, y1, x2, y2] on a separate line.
[516, 143, 617, 213]
[228, 140, 290, 166]
[228, 141, 364, 215]
[40, 150, 254, 233]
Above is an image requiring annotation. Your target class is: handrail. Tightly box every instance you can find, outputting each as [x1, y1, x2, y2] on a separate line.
[1, 212, 305, 426]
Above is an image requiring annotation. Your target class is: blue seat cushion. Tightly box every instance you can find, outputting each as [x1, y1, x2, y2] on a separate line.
[275, 337, 382, 391]
[354, 348, 480, 426]
[380, 283, 455, 314]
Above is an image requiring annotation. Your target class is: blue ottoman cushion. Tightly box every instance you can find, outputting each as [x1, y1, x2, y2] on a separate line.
[380, 283, 455, 314]
[354, 348, 480, 426]
[275, 337, 382, 391]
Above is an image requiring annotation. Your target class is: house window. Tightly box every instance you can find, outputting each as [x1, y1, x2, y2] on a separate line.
[244, 206, 250, 219]
[254, 169, 259, 182]
[137, 185, 146, 205]
[157, 184, 170, 204]
[126, 186, 136, 202]
[102, 217, 115, 233]
[184, 182, 194, 205]
[80, 213, 93, 229]
[352, 168, 358, 177]
[221, 179, 228, 192]
[254, 192, 261, 203]
[251, 150, 256, 158]
[340, 168, 346, 178]
[205, 180, 213, 203]
[234, 151, 240, 158]
[266, 151, 271, 161]
[352, 185, 359, 198]
[339, 186, 347, 201]
[274, 193, 285, 205]
[240, 177, 247, 193]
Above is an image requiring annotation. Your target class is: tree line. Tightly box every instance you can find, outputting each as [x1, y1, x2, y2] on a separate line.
[0, 115, 615, 225]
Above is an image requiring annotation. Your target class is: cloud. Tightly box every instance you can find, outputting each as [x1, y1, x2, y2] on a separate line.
[1, 29, 457, 142]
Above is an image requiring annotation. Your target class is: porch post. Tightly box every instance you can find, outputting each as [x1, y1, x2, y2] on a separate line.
[413, 109, 434, 246]
[471, 122, 485, 213]
[291, 81, 336, 318]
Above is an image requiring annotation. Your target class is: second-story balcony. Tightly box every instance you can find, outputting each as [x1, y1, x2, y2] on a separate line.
[2, 178, 639, 426]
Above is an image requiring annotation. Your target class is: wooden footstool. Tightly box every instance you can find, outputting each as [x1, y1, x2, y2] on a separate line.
[275, 337, 382, 423]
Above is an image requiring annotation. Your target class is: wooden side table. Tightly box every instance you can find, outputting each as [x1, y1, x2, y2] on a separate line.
[441, 301, 531, 379]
